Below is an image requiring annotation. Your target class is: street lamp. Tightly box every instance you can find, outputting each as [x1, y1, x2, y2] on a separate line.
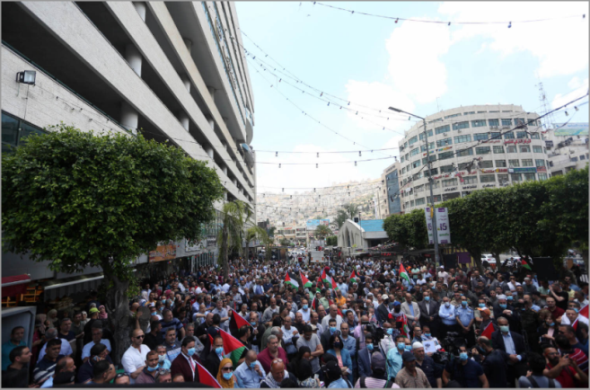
[389, 106, 440, 267]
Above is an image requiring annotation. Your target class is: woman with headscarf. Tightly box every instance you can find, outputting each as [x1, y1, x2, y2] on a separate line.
[98, 305, 108, 320]
[295, 359, 320, 388]
[216, 358, 237, 388]
[288, 346, 311, 374]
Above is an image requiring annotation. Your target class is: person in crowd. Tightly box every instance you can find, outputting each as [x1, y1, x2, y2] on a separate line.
[87, 360, 116, 385]
[554, 334, 588, 374]
[326, 334, 352, 383]
[442, 344, 489, 388]
[386, 335, 406, 382]
[156, 369, 172, 383]
[205, 335, 225, 376]
[2, 346, 33, 388]
[473, 336, 508, 388]
[261, 358, 291, 388]
[297, 324, 324, 375]
[34, 339, 64, 385]
[144, 319, 164, 351]
[323, 359, 352, 388]
[76, 343, 111, 383]
[401, 293, 421, 330]
[259, 335, 289, 374]
[114, 373, 131, 385]
[135, 350, 160, 384]
[412, 342, 440, 388]
[491, 316, 528, 385]
[394, 351, 431, 388]
[163, 328, 182, 362]
[2, 326, 27, 371]
[418, 291, 440, 338]
[217, 358, 238, 388]
[543, 345, 588, 387]
[121, 328, 149, 383]
[41, 356, 76, 388]
[80, 326, 110, 362]
[37, 327, 73, 363]
[235, 350, 266, 388]
[438, 296, 458, 340]
[518, 352, 561, 388]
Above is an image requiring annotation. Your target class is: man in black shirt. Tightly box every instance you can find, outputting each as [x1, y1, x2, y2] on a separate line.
[474, 336, 508, 388]
[144, 319, 164, 351]
[413, 342, 441, 388]
[549, 282, 569, 311]
[2, 346, 32, 388]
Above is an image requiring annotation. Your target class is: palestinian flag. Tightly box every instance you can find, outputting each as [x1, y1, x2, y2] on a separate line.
[399, 264, 412, 285]
[196, 360, 221, 388]
[284, 272, 300, 289]
[300, 271, 312, 288]
[572, 317, 579, 331]
[580, 304, 589, 319]
[219, 329, 248, 366]
[311, 296, 318, 310]
[481, 322, 494, 339]
[321, 269, 332, 285]
[230, 309, 250, 331]
[330, 277, 339, 291]
[350, 271, 358, 284]
[521, 258, 532, 271]
[398, 313, 410, 336]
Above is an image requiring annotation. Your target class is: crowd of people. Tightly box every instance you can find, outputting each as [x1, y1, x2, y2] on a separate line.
[2, 254, 589, 388]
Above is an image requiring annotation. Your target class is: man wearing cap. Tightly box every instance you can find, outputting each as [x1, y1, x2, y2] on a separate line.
[413, 342, 440, 388]
[377, 295, 391, 326]
[395, 351, 431, 388]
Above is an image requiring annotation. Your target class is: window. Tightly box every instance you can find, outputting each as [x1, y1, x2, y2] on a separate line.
[480, 175, 496, 183]
[2, 111, 47, 154]
[463, 176, 478, 184]
[504, 132, 515, 139]
[445, 113, 462, 119]
[428, 118, 443, 124]
[538, 173, 548, 181]
[413, 172, 423, 180]
[533, 146, 543, 153]
[479, 160, 493, 168]
[509, 159, 520, 168]
[424, 168, 439, 177]
[522, 159, 534, 167]
[440, 165, 454, 173]
[410, 200, 415, 207]
[488, 119, 499, 127]
[477, 111, 487, 114]
[511, 173, 522, 182]
[464, 111, 475, 115]
[501, 119, 512, 126]
[454, 135, 472, 144]
[435, 125, 451, 135]
[476, 146, 491, 155]
[490, 132, 501, 141]
[438, 151, 454, 160]
[432, 181, 440, 189]
[506, 145, 517, 153]
[422, 155, 437, 165]
[524, 173, 536, 181]
[415, 185, 424, 193]
[412, 160, 421, 169]
[404, 142, 408, 149]
[530, 132, 540, 139]
[421, 142, 435, 152]
[457, 148, 473, 157]
[581, 155, 586, 161]
[409, 136, 418, 146]
[400, 156, 405, 163]
[535, 159, 546, 167]
[472, 120, 487, 127]
[515, 118, 526, 126]
[419, 130, 434, 140]
[520, 145, 531, 153]
[496, 160, 507, 167]
[442, 178, 458, 188]
[571, 157, 579, 162]
[405, 154, 409, 161]
[474, 133, 489, 141]
[517, 131, 528, 139]
[410, 148, 419, 157]
[453, 121, 470, 130]
[436, 137, 452, 147]
[401, 167, 406, 174]
[493, 146, 505, 154]
[415, 198, 426, 206]
[426, 195, 442, 203]
[458, 162, 471, 170]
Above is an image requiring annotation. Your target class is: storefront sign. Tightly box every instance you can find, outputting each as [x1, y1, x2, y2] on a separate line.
[504, 139, 532, 145]
[150, 242, 176, 262]
[462, 185, 477, 189]
[207, 237, 217, 247]
[482, 184, 496, 188]
[186, 239, 207, 252]
[479, 168, 509, 174]
[444, 187, 457, 192]
[508, 167, 537, 173]
[537, 166, 547, 172]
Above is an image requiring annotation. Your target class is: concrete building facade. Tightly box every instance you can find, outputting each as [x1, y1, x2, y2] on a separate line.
[397, 104, 549, 213]
[544, 123, 589, 176]
[1, 2, 255, 293]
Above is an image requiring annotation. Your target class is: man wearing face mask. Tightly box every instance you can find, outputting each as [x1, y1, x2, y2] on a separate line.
[386, 335, 406, 382]
[472, 336, 508, 388]
[438, 297, 458, 341]
[321, 318, 338, 351]
[358, 333, 375, 378]
[442, 345, 488, 387]
[493, 295, 520, 333]
[491, 316, 527, 386]
[418, 291, 440, 340]
[170, 338, 200, 382]
[455, 295, 475, 347]
[234, 350, 266, 388]
[135, 351, 161, 384]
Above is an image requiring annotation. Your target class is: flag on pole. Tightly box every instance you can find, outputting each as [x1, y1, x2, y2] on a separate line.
[218, 329, 248, 366]
[572, 317, 579, 331]
[230, 309, 251, 331]
[300, 271, 312, 288]
[399, 264, 412, 285]
[521, 259, 532, 271]
[321, 269, 332, 284]
[580, 304, 589, 319]
[284, 272, 300, 289]
[195, 360, 222, 388]
[481, 321, 495, 339]
[331, 277, 339, 291]
[350, 271, 358, 284]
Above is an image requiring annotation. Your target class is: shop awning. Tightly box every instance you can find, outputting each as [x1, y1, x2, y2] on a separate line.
[44, 275, 104, 290]
[43, 274, 104, 302]
[2, 274, 31, 298]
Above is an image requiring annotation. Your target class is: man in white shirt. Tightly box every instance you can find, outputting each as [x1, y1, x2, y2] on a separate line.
[437, 266, 449, 286]
[121, 329, 149, 384]
[81, 327, 111, 362]
[281, 316, 299, 355]
[321, 304, 343, 329]
[298, 299, 311, 323]
[36, 328, 73, 363]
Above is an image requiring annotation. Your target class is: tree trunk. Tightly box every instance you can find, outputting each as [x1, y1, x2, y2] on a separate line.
[102, 262, 132, 365]
[222, 226, 229, 280]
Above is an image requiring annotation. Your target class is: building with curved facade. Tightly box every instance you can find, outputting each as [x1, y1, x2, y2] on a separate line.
[397, 104, 549, 213]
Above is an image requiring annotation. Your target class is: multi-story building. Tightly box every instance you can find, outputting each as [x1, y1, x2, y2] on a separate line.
[544, 123, 589, 176]
[397, 105, 549, 213]
[1, 2, 255, 299]
[379, 161, 402, 217]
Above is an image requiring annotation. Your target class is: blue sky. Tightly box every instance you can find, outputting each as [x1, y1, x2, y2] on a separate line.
[235, 2, 589, 194]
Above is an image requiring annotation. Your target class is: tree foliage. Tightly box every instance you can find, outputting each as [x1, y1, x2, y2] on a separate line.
[217, 200, 251, 278]
[335, 209, 348, 229]
[342, 203, 359, 219]
[315, 224, 333, 239]
[326, 236, 338, 246]
[2, 125, 224, 362]
[383, 209, 428, 250]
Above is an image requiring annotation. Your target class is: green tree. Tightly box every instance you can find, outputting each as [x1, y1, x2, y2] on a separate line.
[245, 226, 270, 262]
[280, 238, 290, 246]
[217, 200, 251, 279]
[383, 209, 428, 250]
[335, 209, 349, 229]
[1, 125, 224, 362]
[268, 226, 277, 238]
[315, 225, 333, 239]
[343, 203, 359, 219]
[326, 236, 338, 246]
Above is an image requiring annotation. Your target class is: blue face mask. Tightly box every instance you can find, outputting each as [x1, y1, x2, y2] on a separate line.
[425, 296, 430, 301]
[479, 303, 486, 308]
[249, 362, 257, 369]
[500, 326, 510, 333]
[387, 328, 394, 335]
[574, 308, 580, 313]
[405, 345, 412, 352]
[151, 312, 157, 316]
[507, 296, 513, 301]
[158, 355, 166, 363]
[223, 372, 233, 380]
[187, 347, 196, 356]
[330, 327, 337, 334]
[216, 347, 224, 355]
[459, 352, 468, 361]
[162, 299, 166, 303]
[303, 305, 308, 310]
[147, 365, 158, 372]
[367, 343, 374, 351]
[462, 301, 468, 306]
[397, 342, 406, 350]
[499, 303, 507, 309]
[424, 333, 431, 338]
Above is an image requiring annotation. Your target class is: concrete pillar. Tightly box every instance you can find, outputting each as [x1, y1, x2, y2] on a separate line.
[208, 86, 215, 100]
[178, 112, 189, 131]
[120, 101, 139, 134]
[207, 117, 215, 131]
[222, 165, 228, 176]
[224, 192, 228, 201]
[180, 75, 191, 93]
[133, 2, 147, 22]
[125, 44, 142, 77]
[183, 38, 192, 54]
[205, 146, 214, 159]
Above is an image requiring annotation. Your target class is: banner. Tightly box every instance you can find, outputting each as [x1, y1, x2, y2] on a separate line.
[554, 122, 588, 137]
[424, 207, 434, 245]
[435, 208, 451, 244]
[306, 219, 330, 229]
[149, 241, 176, 262]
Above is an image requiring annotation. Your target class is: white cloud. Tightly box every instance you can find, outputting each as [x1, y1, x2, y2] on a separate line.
[568, 76, 583, 89]
[438, 2, 589, 78]
[552, 77, 588, 109]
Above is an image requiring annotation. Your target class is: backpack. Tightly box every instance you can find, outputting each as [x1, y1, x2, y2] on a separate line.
[527, 376, 555, 388]
[360, 376, 392, 388]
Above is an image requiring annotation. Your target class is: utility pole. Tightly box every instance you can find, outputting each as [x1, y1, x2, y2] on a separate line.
[389, 107, 440, 267]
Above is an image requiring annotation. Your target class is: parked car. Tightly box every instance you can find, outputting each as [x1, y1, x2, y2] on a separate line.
[481, 254, 496, 268]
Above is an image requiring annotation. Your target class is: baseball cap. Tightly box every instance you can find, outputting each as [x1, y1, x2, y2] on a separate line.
[381, 294, 389, 300]
[402, 351, 416, 362]
[89, 308, 100, 314]
[392, 301, 401, 307]
[371, 352, 386, 371]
